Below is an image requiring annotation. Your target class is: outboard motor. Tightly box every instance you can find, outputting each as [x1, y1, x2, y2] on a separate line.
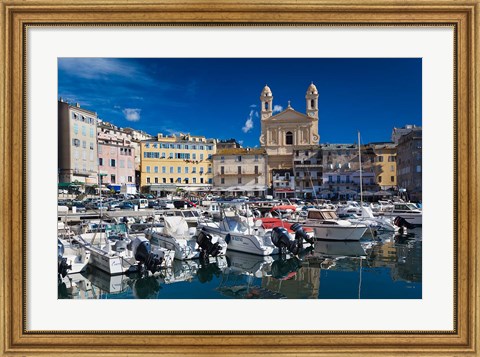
[290, 223, 314, 247]
[271, 227, 299, 255]
[129, 236, 163, 275]
[57, 239, 71, 279]
[393, 216, 415, 234]
[196, 230, 222, 261]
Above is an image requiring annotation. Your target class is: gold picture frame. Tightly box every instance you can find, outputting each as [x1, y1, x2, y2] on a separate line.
[1, 0, 478, 355]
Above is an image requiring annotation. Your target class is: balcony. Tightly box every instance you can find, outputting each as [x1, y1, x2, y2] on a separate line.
[72, 169, 96, 177]
[219, 171, 261, 176]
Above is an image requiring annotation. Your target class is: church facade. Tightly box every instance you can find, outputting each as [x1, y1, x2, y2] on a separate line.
[259, 83, 320, 186]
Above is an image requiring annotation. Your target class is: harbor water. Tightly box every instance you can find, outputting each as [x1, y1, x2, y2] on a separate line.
[59, 228, 422, 300]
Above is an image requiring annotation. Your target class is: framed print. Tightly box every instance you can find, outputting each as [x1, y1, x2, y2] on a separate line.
[1, 0, 479, 355]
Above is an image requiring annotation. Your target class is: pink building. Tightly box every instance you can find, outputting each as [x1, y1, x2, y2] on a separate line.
[97, 123, 136, 192]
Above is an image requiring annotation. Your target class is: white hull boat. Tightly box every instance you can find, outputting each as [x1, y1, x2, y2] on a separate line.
[146, 216, 227, 260]
[304, 209, 368, 241]
[375, 202, 422, 226]
[198, 214, 278, 256]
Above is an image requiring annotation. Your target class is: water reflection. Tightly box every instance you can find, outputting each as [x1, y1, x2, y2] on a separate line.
[59, 230, 422, 299]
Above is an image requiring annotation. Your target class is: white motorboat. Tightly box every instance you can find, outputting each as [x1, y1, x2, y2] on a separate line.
[345, 206, 399, 235]
[303, 209, 368, 241]
[198, 212, 278, 256]
[58, 237, 91, 275]
[76, 224, 173, 275]
[375, 202, 422, 226]
[146, 216, 227, 260]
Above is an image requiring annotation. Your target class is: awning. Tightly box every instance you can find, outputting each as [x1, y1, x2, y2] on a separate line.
[58, 182, 81, 188]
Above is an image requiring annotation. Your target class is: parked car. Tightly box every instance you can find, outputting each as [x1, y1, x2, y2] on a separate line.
[108, 201, 121, 211]
[71, 201, 87, 213]
[119, 201, 134, 210]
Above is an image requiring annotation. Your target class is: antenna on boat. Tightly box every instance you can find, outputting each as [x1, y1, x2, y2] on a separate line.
[358, 131, 363, 207]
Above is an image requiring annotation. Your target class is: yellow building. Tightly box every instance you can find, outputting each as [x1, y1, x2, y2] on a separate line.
[140, 133, 217, 195]
[371, 143, 397, 190]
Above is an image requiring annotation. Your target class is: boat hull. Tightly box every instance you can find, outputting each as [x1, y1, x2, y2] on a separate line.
[307, 225, 368, 241]
[199, 224, 277, 256]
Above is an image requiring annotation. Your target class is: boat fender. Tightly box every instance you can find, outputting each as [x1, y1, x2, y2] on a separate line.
[225, 233, 231, 244]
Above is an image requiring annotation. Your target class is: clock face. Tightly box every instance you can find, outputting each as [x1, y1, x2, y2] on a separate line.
[308, 112, 315, 117]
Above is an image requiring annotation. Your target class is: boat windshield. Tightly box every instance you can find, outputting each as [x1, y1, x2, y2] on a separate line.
[224, 217, 249, 233]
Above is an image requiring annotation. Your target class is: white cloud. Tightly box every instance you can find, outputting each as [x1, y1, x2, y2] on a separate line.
[122, 108, 141, 122]
[249, 104, 257, 108]
[59, 58, 140, 80]
[273, 105, 283, 113]
[242, 109, 257, 133]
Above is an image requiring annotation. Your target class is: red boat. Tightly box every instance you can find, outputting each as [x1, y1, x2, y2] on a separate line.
[256, 217, 314, 237]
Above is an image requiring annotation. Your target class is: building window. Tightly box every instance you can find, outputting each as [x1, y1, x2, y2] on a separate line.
[128, 176, 132, 182]
[99, 158, 103, 166]
[255, 177, 258, 184]
[220, 156, 224, 162]
[388, 156, 396, 162]
[162, 166, 166, 173]
[238, 177, 242, 184]
[200, 154, 204, 160]
[208, 178, 212, 184]
[192, 167, 196, 173]
[220, 166, 225, 175]
[89, 142, 94, 150]
[193, 153, 197, 160]
[170, 167, 174, 173]
[82, 126, 86, 136]
[254, 155, 259, 161]
[177, 177, 181, 183]
[90, 127, 94, 138]
[120, 160, 125, 168]
[193, 178, 196, 183]
[390, 165, 394, 172]
[155, 177, 159, 183]
[390, 176, 394, 182]
[378, 176, 382, 183]
[185, 167, 189, 174]
[162, 178, 166, 183]
[73, 123, 79, 134]
[110, 159, 116, 167]
[221, 178, 225, 184]
[200, 178, 204, 184]
[416, 165, 422, 173]
[237, 166, 241, 174]
[146, 177, 150, 184]
[265, 102, 269, 110]
[154, 166, 158, 173]
[378, 156, 384, 162]
[161, 152, 166, 158]
[82, 141, 86, 149]
[145, 143, 150, 148]
[146, 166, 150, 173]
[72, 138, 80, 147]
[170, 178, 173, 183]
[286, 131, 293, 145]
[111, 174, 116, 183]
[236, 155, 242, 162]
[177, 167, 181, 174]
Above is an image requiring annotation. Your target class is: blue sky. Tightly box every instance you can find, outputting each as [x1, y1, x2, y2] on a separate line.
[58, 58, 421, 147]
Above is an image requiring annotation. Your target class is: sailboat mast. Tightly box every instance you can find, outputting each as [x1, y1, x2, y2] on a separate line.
[358, 131, 363, 205]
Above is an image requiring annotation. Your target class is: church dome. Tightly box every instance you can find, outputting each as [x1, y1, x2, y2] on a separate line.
[261, 84, 272, 97]
[307, 82, 318, 95]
